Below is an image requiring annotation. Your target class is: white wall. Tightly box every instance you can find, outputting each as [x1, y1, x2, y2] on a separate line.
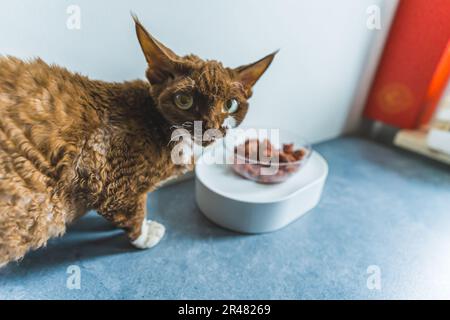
[0, 0, 396, 143]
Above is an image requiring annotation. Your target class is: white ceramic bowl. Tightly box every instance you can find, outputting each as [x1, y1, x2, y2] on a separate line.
[195, 129, 328, 233]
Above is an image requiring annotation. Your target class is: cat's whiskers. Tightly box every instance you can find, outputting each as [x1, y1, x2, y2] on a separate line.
[170, 121, 194, 130]
[181, 121, 193, 128]
[167, 123, 193, 146]
[173, 78, 195, 92]
[170, 123, 186, 131]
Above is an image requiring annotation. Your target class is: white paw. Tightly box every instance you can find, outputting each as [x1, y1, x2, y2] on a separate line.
[131, 220, 166, 249]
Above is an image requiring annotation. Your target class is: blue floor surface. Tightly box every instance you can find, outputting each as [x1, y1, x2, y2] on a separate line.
[1, 136, 450, 299]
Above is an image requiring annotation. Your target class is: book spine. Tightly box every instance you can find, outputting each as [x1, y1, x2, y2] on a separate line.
[426, 82, 450, 155]
[363, 0, 450, 129]
[418, 42, 450, 128]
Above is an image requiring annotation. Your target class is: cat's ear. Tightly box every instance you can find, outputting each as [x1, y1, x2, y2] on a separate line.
[234, 50, 278, 91]
[133, 15, 180, 84]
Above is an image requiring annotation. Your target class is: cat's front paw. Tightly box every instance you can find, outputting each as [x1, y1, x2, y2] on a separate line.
[131, 220, 166, 249]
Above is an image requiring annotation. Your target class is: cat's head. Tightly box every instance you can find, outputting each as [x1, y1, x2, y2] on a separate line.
[133, 17, 276, 137]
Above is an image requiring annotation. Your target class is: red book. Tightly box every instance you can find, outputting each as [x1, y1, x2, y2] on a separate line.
[364, 0, 450, 129]
[418, 41, 450, 127]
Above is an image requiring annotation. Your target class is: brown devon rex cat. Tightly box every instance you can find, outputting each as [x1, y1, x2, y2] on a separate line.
[0, 17, 276, 267]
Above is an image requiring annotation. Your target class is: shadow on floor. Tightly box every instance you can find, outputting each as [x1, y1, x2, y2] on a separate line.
[1, 179, 243, 276]
[0, 220, 134, 277]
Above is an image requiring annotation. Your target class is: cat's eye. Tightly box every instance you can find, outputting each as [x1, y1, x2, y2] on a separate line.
[224, 99, 239, 113]
[174, 93, 193, 110]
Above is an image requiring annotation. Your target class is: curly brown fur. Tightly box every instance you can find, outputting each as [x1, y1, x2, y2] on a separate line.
[0, 17, 276, 267]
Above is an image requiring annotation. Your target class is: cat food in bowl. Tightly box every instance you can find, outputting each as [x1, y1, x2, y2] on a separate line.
[230, 136, 311, 184]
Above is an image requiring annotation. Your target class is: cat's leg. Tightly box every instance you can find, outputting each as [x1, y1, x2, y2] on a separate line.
[131, 218, 166, 249]
[128, 194, 166, 249]
[100, 193, 165, 249]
